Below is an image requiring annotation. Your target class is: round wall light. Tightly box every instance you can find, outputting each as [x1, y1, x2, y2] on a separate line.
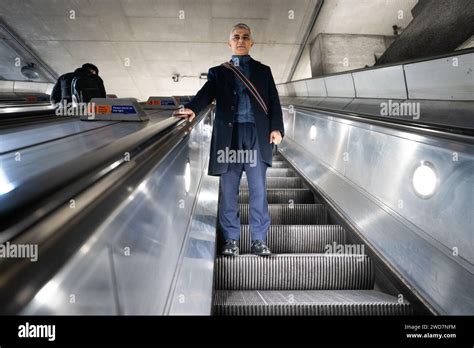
[411, 161, 439, 198]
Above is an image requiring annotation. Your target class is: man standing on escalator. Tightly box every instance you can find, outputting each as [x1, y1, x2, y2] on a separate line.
[173, 23, 284, 257]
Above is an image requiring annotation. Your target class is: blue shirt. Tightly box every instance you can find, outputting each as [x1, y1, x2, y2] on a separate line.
[231, 54, 255, 123]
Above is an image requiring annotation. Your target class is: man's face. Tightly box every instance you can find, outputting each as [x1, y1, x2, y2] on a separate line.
[228, 28, 253, 55]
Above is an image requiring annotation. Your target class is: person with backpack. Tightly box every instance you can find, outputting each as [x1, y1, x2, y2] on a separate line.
[50, 71, 75, 104]
[71, 63, 106, 103]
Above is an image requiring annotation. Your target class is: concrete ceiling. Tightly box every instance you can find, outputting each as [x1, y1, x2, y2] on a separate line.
[0, 0, 320, 100]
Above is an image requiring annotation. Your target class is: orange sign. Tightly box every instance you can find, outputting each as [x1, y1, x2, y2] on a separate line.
[95, 105, 112, 114]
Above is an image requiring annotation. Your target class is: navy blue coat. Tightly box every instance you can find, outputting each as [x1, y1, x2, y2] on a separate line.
[185, 58, 285, 176]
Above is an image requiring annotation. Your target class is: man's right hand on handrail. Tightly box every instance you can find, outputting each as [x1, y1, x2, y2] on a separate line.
[172, 107, 195, 122]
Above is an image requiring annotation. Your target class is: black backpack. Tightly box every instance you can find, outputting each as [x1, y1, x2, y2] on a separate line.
[60, 72, 74, 102]
[71, 68, 104, 103]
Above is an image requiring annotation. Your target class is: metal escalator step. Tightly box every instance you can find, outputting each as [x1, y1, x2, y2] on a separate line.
[240, 204, 327, 224]
[215, 254, 374, 290]
[272, 154, 284, 161]
[271, 161, 287, 168]
[243, 168, 295, 177]
[238, 225, 346, 253]
[213, 290, 412, 316]
[240, 176, 304, 189]
[238, 189, 315, 204]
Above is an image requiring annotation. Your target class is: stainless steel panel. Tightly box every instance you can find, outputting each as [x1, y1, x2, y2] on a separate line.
[22, 246, 118, 315]
[0, 116, 169, 194]
[279, 109, 474, 314]
[277, 84, 288, 97]
[0, 104, 55, 114]
[293, 80, 309, 97]
[352, 66, 407, 99]
[0, 80, 14, 93]
[283, 107, 350, 175]
[317, 97, 353, 110]
[168, 172, 219, 315]
[286, 83, 297, 97]
[413, 100, 474, 129]
[404, 53, 474, 101]
[13, 81, 51, 94]
[324, 74, 355, 98]
[18, 112, 215, 315]
[306, 78, 327, 97]
[0, 119, 118, 154]
[344, 98, 405, 117]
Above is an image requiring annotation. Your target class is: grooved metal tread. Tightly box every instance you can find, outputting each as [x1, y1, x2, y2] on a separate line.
[232, 225, 346, 253]
[213, 290, 412, 316]
[243, 168, 295, 177]
[239, 188, 316, 204]
[240, 176, 304, 188]
[215, 254, 374, 290]
[240, 204, 327, 224]
[272, 155, 284, 161]
[271, 161, 287, 168]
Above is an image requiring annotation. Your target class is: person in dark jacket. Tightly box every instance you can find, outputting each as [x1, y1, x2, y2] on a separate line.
[173, 23, 284, 257]
[50, 71, 74, 104]
[71, 63, 106, 103]
[51, 63, 106, 104]
[80, 63, 106, 97]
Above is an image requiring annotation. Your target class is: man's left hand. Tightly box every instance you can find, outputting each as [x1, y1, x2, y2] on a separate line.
[269, 130, 282, 145]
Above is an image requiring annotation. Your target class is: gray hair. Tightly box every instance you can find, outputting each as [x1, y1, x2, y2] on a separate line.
[230, 23, 252, 39]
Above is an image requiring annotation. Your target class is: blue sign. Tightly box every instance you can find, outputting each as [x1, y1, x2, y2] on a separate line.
[161, 99, 175, 106]
[111, 105, 136, 114]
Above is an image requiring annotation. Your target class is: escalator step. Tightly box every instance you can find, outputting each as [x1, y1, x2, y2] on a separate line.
[273, 154, 284, 161]
[271, 161, 287, 168]
[238, 189, 315, 204]
[243, 168, 295, 177]
[240, 204, 327, 224]
[215, 254, 374, 290]
[240, 176, 304, 189]
[238, 225, 346, 253]
[213, 290, 412, 316]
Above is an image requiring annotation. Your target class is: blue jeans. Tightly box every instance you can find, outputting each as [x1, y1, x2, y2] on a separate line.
[219, 122, 271, 241]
